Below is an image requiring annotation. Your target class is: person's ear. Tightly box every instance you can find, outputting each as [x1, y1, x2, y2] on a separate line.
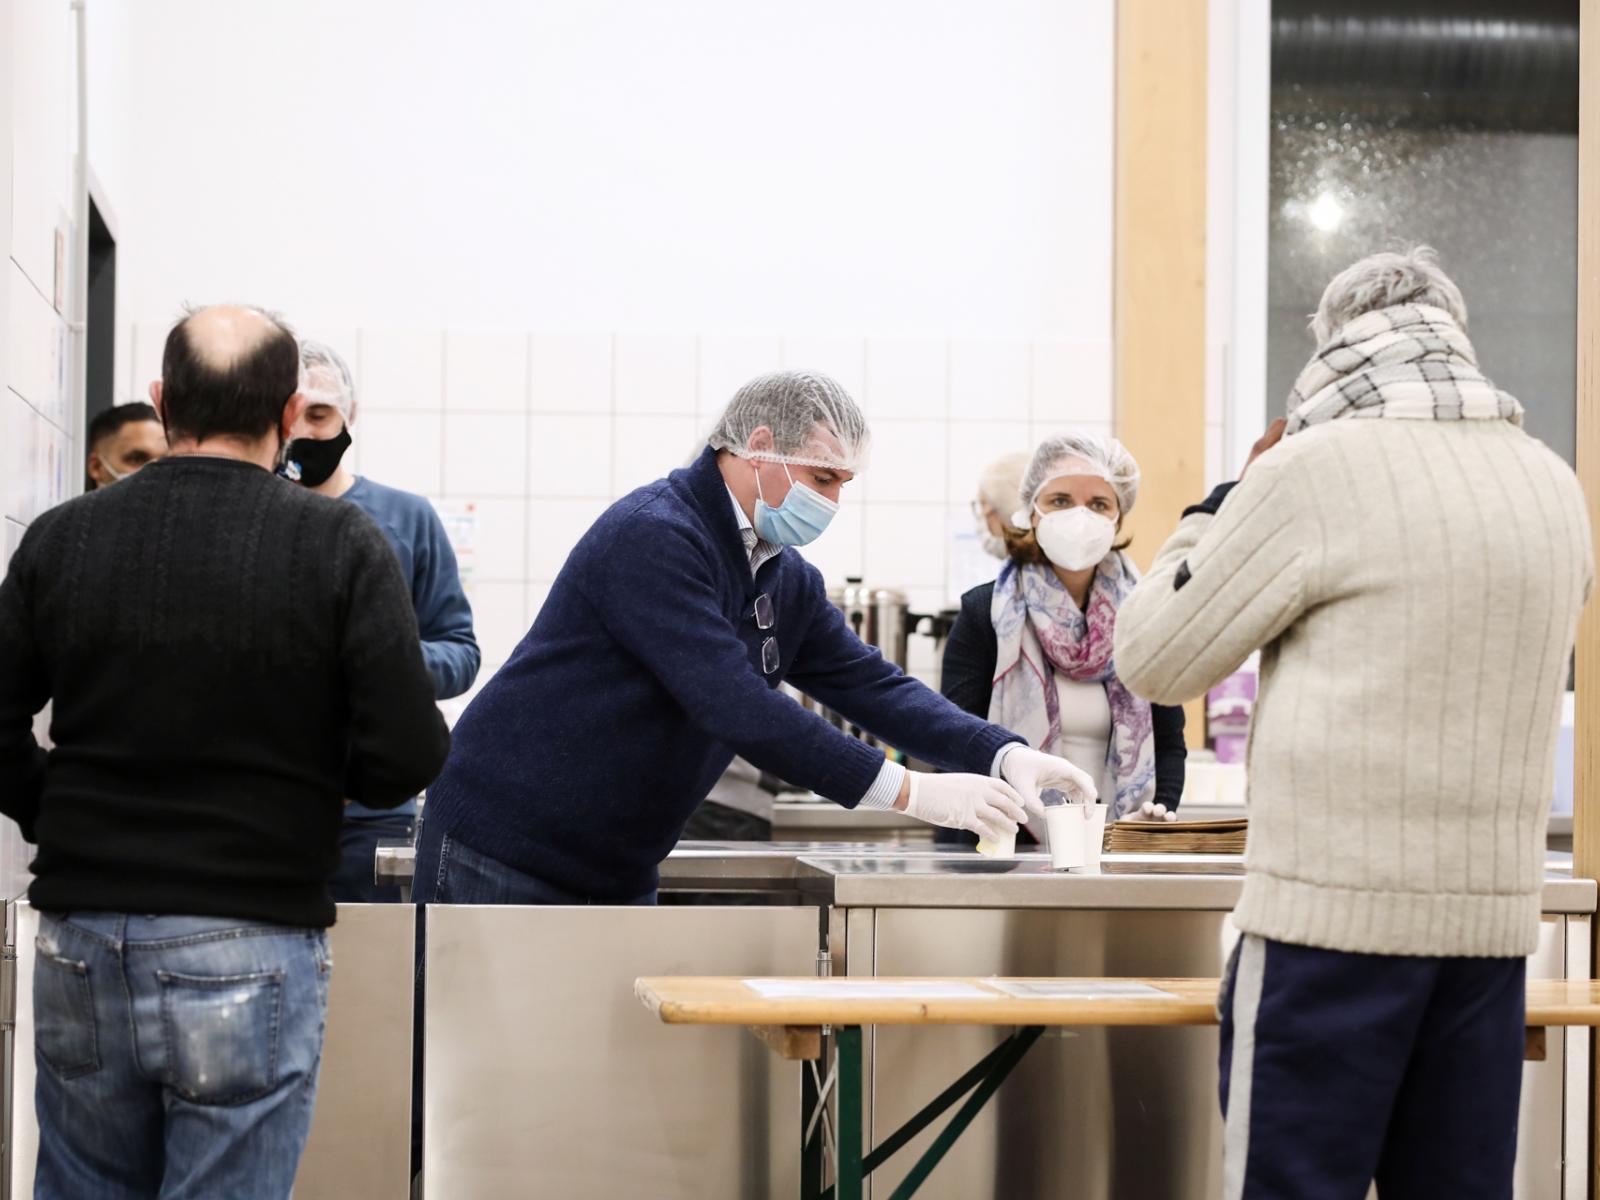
[281, 392, 309, 444]
[147, 380, 163, 416]
[747, 426, 776, 456]
[86, 453, 107, 487]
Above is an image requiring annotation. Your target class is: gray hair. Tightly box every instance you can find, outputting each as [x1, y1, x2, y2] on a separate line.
[976, 452, 1031, 524]
[1310, 246, 1468, 347]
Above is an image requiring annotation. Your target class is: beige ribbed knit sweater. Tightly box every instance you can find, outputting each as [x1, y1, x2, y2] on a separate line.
[1114, 419, 1593, 957]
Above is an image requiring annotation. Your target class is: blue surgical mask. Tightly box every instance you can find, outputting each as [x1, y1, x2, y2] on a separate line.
[753, 462, 839, 547]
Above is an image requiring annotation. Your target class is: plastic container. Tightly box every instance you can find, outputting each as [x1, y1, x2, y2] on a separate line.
[1212, 734, 1248, 765]
[1553, 691, 1575, 816]
[1182, 755, 1218, 807]
[1215, 763, 1248, 807]
[1208, 655, 1259, 764]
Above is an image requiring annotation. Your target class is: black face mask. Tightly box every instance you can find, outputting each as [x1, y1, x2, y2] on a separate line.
[278, 427, 352, 488]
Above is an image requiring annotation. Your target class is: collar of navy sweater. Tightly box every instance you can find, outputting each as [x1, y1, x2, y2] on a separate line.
[683, 446, 770, 600]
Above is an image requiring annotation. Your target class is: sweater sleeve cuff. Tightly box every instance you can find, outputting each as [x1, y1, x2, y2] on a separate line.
[991, 741, 1023, 778]
[1182, 481, 1238, 519]
[856, 759, 906, 811]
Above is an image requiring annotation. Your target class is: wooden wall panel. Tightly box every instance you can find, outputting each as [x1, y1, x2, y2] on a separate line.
[1114, 0, 1209, 743]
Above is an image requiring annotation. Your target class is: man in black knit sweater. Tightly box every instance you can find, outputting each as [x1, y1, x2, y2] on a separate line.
[0, 305, 450, 1198]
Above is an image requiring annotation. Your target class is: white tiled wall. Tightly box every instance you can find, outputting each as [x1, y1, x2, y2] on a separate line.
[2, 0, 87, 900]
[122, 325, 1113, 696]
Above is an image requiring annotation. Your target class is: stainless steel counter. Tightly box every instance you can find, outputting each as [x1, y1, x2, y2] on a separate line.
[3, 839, 1582, 1200]
[825, 858, 1593, 1200]
[377, 842, 1599, 914]
[807, 852, 1598, 912]
[660, 841, 924, 893]
[772, 800, 929, 841]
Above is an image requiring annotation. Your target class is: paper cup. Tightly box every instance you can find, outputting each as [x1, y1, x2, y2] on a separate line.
[1082, 804, 1108, 867]
[976, 830, 1017, 859]
[1044, 804, 1109, 870]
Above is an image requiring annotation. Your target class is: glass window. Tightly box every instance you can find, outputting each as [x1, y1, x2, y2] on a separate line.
[1268, 0, 1577, 464]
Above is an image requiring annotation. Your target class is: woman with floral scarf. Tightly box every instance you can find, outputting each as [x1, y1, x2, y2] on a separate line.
[935, 433, 1186, 847]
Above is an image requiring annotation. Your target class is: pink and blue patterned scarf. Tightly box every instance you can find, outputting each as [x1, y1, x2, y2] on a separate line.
[989, 555, 1156, 819]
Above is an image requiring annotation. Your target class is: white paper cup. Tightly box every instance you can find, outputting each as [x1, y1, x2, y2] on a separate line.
[1044, 804, 1109, 870]
[1082, 804, 1108, 867]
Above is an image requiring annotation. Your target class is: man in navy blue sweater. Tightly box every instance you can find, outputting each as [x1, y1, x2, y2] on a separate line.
[415, 370, 1098, 904]
[282, 341, 479, 901]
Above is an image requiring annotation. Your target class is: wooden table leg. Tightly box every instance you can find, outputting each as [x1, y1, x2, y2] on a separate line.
[1525, 1026, 1548, 1062]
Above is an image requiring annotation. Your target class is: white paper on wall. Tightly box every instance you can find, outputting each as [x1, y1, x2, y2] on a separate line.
[434, 500, 479, 589]
[946, 512, 1002, 606]
[53, 322, 67, 427]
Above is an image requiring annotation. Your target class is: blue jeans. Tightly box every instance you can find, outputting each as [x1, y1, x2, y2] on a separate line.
[33, 912, 332, 1200]
[413, 826, 657, 906]
[1219, 934, 1525, 1198]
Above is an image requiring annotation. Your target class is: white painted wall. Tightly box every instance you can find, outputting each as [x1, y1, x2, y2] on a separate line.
[90, 0, 1113, 339]
[92, 1, 1119, 691]
[1, 0, 86, 897]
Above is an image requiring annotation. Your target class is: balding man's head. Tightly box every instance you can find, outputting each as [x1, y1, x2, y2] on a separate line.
[157, 305, 300, 445]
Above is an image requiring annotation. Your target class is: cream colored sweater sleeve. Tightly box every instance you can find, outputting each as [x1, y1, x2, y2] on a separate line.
[1114, 451, 1315, 706]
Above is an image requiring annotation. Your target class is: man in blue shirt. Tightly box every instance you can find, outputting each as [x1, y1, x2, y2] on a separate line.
[415, 370, 1098, 906]
[283, 341, 479, 901]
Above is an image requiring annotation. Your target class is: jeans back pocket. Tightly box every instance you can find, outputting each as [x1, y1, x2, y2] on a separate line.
[34, 945, 100, 1080]
[158, 969, 284, 1106]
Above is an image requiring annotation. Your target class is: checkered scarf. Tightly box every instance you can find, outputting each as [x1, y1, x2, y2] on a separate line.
[1286, 304, 1524, 435]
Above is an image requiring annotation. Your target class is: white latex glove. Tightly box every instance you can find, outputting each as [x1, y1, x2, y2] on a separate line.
[1133, 800, 1178, 823]
[903, 772, 1028, 844]
[999, 745, 1097, 821]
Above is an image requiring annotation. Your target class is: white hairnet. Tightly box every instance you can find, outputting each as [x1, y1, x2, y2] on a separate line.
[1016, 433, 1141, 525]
[976, 452, 1030, 528]
[298, 339, 357, 427]
[706, 369, 870, 471]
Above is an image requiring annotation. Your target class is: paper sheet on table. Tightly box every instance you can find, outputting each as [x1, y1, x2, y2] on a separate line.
[742, 979, 997, 1000]
[982, 979, 1178, 1000]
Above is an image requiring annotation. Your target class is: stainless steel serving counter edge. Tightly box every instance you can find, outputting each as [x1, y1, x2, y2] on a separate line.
[375, 842, 1596, 913]
[801, 855, 1596, 912]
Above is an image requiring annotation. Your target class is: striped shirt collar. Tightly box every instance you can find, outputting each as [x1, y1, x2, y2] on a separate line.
[726, 486, 784, 577]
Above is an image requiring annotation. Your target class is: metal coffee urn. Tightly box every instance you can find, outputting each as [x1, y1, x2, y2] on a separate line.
[829, 577, 913, 671]
[799, 577, 903, 746]
[786, 578, 953, 752]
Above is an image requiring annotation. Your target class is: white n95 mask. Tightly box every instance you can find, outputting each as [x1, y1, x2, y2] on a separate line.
[1034, 507, 1116, 571]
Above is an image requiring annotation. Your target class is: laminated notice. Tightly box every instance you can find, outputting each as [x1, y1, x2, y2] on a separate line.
[741, 979, 997, 1000]
[982, 979, 1178, 1000]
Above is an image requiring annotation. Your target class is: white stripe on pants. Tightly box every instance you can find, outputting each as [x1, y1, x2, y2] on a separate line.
[1223, 934, 1268, 1200]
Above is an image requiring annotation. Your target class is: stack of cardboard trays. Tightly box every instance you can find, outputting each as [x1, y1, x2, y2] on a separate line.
[1103, 817, 1247, 855]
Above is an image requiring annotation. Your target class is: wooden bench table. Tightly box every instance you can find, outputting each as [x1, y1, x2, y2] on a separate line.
[635, 976, 1600, 1200]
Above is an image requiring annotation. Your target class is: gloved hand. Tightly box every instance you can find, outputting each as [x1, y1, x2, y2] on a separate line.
[1133, 800, 1178, 823]
[903, 772, 1028, 844]
[998, 745, 1098, 821]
